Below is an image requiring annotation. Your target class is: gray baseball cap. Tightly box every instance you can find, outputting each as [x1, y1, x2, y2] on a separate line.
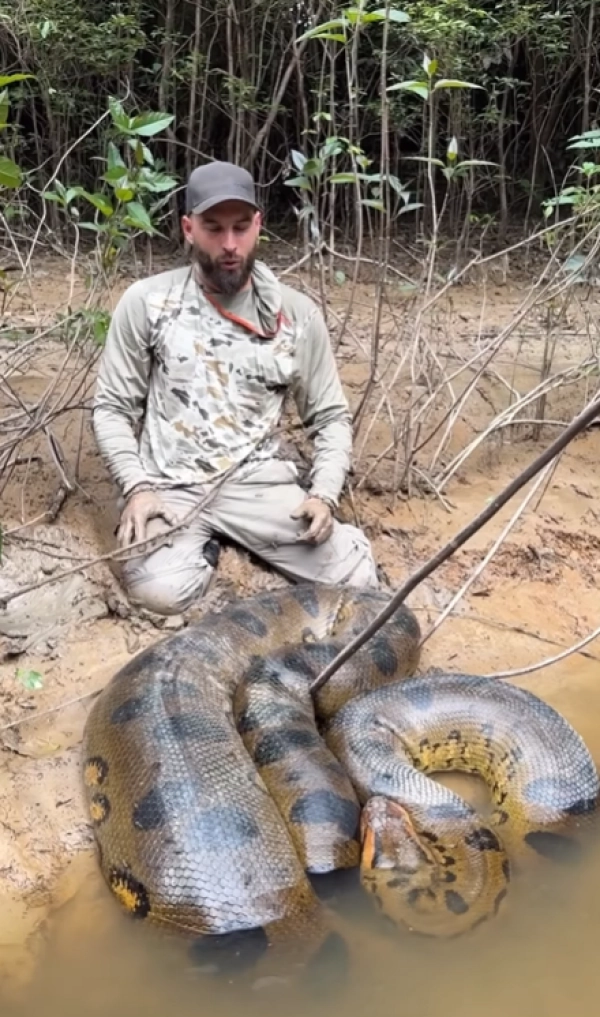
[185, 161, 260, 215]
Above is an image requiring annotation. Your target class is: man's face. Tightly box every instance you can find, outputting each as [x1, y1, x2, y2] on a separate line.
[182, 200, 262, 296]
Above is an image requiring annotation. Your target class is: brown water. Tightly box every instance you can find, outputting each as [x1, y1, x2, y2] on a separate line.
[4, 658, 600, 1017]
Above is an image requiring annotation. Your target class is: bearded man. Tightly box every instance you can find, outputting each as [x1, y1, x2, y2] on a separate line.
[92, 161, 379, 616]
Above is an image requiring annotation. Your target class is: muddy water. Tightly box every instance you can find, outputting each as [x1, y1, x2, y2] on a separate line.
[4, 656, 600, 1017]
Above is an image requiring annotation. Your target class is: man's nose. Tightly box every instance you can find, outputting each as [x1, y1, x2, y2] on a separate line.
[222, 231, 238, 250]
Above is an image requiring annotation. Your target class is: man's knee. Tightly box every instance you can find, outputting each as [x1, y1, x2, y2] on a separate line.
[318, 522, 379, 589]
[121, 560, 214, 616]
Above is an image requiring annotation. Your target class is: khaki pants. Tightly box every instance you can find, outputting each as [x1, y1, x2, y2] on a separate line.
[120, 460, 379, 615]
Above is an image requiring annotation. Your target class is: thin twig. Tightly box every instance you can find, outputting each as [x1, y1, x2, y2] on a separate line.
[483, 623, 600, 680]
[419, 459, 558, 647]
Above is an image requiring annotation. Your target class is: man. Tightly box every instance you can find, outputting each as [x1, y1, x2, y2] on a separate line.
[92, 160, 379, 616]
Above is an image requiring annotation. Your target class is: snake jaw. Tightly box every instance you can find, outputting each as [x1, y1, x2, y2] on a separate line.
[360, 796, 426, 873]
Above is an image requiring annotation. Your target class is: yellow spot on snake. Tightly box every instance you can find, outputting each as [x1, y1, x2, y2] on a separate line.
[84, 757, 108, 787]
[109, 868, 151, 918]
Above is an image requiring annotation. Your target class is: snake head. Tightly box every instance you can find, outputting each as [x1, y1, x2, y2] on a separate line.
[360, 795, 432, 877]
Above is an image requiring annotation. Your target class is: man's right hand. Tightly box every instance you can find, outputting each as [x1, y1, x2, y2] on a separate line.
[117, 490, 179, 548]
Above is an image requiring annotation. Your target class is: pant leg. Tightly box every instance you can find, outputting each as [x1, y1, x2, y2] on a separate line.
[119, 487, 216, 615]
[211, 460, 379, 588]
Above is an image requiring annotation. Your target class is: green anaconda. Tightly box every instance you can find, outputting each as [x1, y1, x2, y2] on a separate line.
[82, 583, 600, 955]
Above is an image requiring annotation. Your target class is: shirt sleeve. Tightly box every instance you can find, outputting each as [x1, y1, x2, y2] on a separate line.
[92, 282, 154, 497]
[292, 306, 353, 506]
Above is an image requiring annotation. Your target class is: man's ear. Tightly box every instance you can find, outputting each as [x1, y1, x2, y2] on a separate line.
[181, 214, 193, 244]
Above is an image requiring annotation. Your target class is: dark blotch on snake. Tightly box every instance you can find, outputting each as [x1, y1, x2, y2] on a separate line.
[253, 591, 284, 616]
[290, 584, 322, 618]
[191, 805, 260, 849]
[464, 827, 502, 852]
[565, 796, 599, 815]
[369, 635, 398, 677]
[189, 926, 269, 975]
[397, 680, 435, 710]
[299, 643, 342, 671]
[133, 787, 167, 831]
[524, 830, 583, 863]
[153, 714, 230, 743]
[280, 649, 319, 680]
[110, 696, 150, 725]
[386, 876, 407, 889]
[158, 676, 198, 698]
[290, 790, 359, 838]
[523, 775, 591, 810]
[445, 890, 469, 914]
[252, 728, 321, 766]
[426, 802, 473, 821]
[228, 608, 268, 637]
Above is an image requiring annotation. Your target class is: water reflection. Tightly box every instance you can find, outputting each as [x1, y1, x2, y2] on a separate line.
[5, 658, 600, 1017]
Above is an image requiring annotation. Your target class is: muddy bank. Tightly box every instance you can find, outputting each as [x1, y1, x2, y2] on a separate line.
[1, 261, 599, 1002]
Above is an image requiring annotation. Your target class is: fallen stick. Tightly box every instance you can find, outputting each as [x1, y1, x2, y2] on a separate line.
[309, 392, 600, 695]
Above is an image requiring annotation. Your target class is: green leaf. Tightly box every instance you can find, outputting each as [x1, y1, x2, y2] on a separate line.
[107, 141, 126, 171]
[433, 79, 485, 91]
[360, 198, 385, 211]
[403, 155, 445, 167]
[422, 54, 438, 77]
[0, 157, 22, 188]
[302, 157, 323, 177]
[78, 222, 108, 232]
[16, 668, 43, 691]
[291, 150, 306, 172]
[296, 18, 349, 41]
[373, 7, 410, 22]
[82, 191, 114, 217]
[138, 172, 178, 193]
[455, 159, 498, 169]
[129, 112, 175, 137]
[108, 96, 131, 132]
[0, 90, 9, 130]
[65, 186, 85, 203]
[334, 270, 346, 285]
[329, 172, 359, 184]
[115, 186, 136, 202]
[284, 176, 312, 189]
[310, 32, 348, 41]
[124, 201, 154, 232]
[103, 166, 128, 183]
[0, 74, 35, 87]
[386, 80, 429, 100]
[397, 201, 424, 214]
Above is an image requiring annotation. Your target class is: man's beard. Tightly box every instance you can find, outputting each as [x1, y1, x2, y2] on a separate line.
[191, 244, 257, 296]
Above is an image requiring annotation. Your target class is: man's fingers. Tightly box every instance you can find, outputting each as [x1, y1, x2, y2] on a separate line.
[160, 508, 180, 528]
[117, 514, 135, 548]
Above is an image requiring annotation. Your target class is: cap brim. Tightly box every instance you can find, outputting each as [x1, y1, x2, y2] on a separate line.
[189, 192, 260, 215]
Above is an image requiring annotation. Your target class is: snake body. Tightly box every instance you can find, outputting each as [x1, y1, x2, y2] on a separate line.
[82, 583, 599, 957]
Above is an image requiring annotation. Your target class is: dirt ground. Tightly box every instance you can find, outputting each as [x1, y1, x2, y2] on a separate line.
[0, 249, 599, 1001]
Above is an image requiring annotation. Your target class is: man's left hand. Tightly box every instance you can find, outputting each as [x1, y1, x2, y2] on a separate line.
[290, 496, 334, 545]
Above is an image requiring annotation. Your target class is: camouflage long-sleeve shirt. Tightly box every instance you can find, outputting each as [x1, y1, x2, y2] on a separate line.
[92, 260, 353, 505]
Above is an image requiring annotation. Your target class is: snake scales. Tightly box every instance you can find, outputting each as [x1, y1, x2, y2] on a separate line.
[82, 583, 600, 961]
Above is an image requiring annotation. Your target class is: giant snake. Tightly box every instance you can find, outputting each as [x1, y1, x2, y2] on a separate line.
[81, 583, 600, 964]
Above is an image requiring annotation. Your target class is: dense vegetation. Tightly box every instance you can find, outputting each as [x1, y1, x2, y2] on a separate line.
[1, 0, 599, 248]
